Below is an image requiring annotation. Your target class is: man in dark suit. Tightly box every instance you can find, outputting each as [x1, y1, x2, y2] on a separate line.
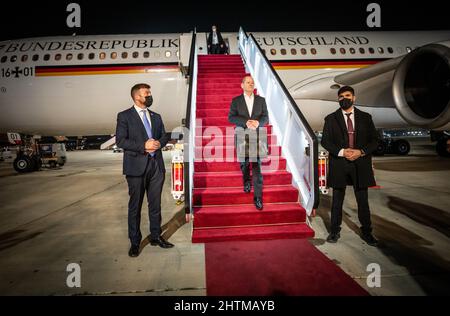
[321, 86, 379, 247]
[228, 75, 269, 210]
[207, 25, 225, 54]
[116, 83, 174, 257]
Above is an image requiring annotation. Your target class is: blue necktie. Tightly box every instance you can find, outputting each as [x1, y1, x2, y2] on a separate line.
[141, 110, 155, 157]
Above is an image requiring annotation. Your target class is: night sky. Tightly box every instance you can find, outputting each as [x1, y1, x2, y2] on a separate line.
[1, 0, 449, 41]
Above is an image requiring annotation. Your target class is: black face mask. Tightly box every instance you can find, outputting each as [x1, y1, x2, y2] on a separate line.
[339, 98, 353, 110]
[144, 95, 153, 107]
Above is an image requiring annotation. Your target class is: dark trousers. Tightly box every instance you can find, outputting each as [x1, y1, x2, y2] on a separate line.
[126, 157, 165, 246]
[240, 158, 263, 198]
[210, 44, 222, 54]
[330, 161, 372, 235]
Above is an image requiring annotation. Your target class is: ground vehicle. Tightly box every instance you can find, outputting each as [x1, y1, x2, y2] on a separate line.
[38, 143, 67, 168]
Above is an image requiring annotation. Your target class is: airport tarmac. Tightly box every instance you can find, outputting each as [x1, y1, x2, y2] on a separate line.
[0, 138, 449, 295]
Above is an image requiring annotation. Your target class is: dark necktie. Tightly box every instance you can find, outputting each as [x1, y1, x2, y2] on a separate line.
[346, 113, 354, 149]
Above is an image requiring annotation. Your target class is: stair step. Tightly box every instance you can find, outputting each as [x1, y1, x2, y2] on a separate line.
[193, 203, 306, 228]
[196, 134, 277, 146]
[194, 156, 285, 172]
[196, 102, 234, 109]
[193, 185, 298, 206]
[196, 108, 232, 117]
[196, 125, 273, 134]
[194, 170, 291, 188]
[195, 145, 281, 158]
[197, 89, 243, 96]
[199, 116, 240, 126]
[198, 73, 246, 78]
[192, 223, 314, 243]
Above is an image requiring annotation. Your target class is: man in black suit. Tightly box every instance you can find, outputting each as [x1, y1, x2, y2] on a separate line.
[207, 25, 225, 54]
[228, 75, 269, 210]
[321, 86, 379, 247]
[116, 83, 174, 257]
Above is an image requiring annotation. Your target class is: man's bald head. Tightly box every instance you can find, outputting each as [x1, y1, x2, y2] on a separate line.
[241, 75, 255, 96]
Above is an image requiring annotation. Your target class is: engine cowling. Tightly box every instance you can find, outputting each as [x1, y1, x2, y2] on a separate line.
[392, 42, 450, 129]
[290, 42, 450, 130]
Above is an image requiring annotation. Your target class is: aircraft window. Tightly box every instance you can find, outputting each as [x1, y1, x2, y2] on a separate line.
[290, 48, 297, 55]
[99, 52, 106, 60]
[11, 55, 17, 62]
[77, 53, 84, 60]
[262, 49, 266, 55]
[300, 48, 307, 55]
[359, 47, 365, 54]
[377, 47, 384, 54]
[1, 56, 7, 63]
[132, 52, 139, 58]
[368, 47, 375, 54]
[111, 52, 117, 59]
[406, 47, 412, 53]
[32, 54, 39, 61]
[143, 51, 150, 58]
[21, 55, 28, 62]
[280, 49, 286, 55]
[88, 53, 95, 60]
[387, 47, 394, 54]
[55, 54, 62, 61]
[270, 49, 277, 55]
[396, 47, 403, 54]
[176, 50, 179, 57]
[340, 48, 346, 54]
[349, 48, 356, 54]
[122, 52, 128, 59]
[66, 53, 73, 61]
[165, 51, 172, 58]
[44, 54, 50, 61]
[154, 51, 161, 58]
[330, 48, 336, 55]
[310, 48, 317, 55]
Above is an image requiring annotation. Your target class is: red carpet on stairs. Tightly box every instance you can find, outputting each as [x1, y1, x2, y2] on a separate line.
[192, 54, 314, 243]
[193, 54, 368, 296]
[205, 239, 369, 296]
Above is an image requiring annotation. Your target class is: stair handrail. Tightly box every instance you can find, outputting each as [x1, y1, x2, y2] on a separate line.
[184, 28, 197, 216]
[238, 27, 319, 213]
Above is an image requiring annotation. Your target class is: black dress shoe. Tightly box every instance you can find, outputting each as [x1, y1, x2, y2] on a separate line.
[244, 181, 251, 193]
[150, 237, 174, 249]
[254, 197, 263, 210]
[128, 245, 140, 257]
[326, 232, 340, 243]
[361, 233, 378, 247]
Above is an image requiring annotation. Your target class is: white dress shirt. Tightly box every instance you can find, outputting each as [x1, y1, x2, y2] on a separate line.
[338, 108, 355, 157]
[134, 105, 152, 130]
[212, 32, 219, 45]
[243, 93, 254, 118]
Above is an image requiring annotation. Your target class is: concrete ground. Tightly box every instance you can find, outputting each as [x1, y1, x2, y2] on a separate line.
[313, 138, 450, 295]
[0, 138, 448, 295]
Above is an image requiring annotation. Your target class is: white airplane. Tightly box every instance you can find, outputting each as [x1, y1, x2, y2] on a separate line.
[0, 30, 449, 172]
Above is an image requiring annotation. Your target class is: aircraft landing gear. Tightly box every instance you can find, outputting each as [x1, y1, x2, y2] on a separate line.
[374, 138, 410, 156]
[431, 131, 450, 157]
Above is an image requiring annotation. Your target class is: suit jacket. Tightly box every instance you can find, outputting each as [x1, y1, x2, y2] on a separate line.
[116, 107, 169, 176]
[207, 31, 225, 45]
[228, 94, 269, 148]
[321, 107, 379, 188]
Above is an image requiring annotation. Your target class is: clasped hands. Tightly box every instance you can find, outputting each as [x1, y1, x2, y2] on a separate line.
[344, 148, 363, 161]
[145, 139, 160, 154]
[246, 120, 259, 130]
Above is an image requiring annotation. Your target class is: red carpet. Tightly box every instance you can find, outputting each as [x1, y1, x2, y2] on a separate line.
[194, 55, 368, 296]
[192, 55, 314, 242]
[205, 238, 369, 296]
